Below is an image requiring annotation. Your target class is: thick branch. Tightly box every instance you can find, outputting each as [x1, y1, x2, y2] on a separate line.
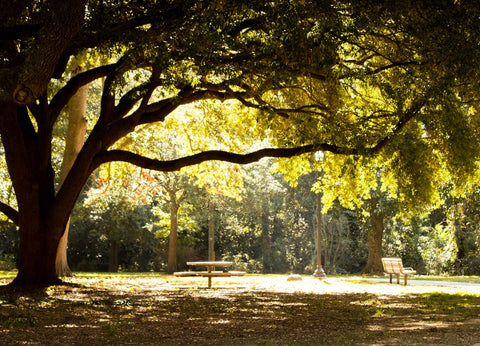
[0, 201, 19, 225]
[114, 67, 162, 120]
[17, 0, 88, 103]
[91, 96, 427, 173]
[49, 64, 117, 121]
[136, 86, 198, 124]
[91, 144, 357, 172]
[104, 86, 251, 148]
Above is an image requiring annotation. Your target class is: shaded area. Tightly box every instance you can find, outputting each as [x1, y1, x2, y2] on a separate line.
[0, 276, 479, 345]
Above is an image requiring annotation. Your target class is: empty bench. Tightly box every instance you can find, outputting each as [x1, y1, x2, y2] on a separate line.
[381, 257, 416, 285]
[174, 261, 245, 288]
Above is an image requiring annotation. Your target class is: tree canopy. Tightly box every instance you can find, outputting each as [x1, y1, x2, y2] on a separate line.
[2, 0, 480, 285]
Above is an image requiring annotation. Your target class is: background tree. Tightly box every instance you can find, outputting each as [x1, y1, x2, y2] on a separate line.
[55, 52, 89, 277]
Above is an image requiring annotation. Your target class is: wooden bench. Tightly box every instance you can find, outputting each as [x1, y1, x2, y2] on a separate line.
[381, 257, 416, 285]
[174, 261, 245, 288]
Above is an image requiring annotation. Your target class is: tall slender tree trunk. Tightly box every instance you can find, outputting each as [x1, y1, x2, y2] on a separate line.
[362, 208, 385, 274]
[108, 239, 120, 272]
[208, 197, 215, 261]
[55, 54, 88, 277]
[260, 202, 272, 273]
[166, 201, 180, 274]
[454, 203, 466, 275]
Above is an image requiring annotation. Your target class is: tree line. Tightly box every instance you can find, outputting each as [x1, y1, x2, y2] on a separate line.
[2, 159, 480, 276]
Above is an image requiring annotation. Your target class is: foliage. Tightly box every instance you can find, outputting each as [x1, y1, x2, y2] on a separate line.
[418, 224, 457, 275]
[69, 193, 164, 272]
[4, 1, 480, 284]
[0, 225, 18, 270]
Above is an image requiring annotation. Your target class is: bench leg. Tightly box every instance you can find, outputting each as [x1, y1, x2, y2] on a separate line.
[396, 274, 400, 284]
[404, 275, 407, 285]
[208, 276, 212, 288]
[389, 274, 392, 284]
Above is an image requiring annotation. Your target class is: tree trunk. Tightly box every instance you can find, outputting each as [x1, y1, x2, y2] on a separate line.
[454, 203, 466, 275]
[362, 209, 385, 274]
[55, 219, 73, 277]
[55, 54, 89, 277]
[260, 203, 272, 273]
[0, 101, 65, 286]
[108, 239, 119, 272]
[14, 221, 63, 286]
[208, 198, 215, 261]
[0, 98, 93, 286]
[166, 202, 179, 274]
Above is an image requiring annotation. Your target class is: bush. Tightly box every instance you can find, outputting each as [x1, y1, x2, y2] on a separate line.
[0, 255, 16, 271]
[418, 225, 457, 275]
[228, 254, 263, 273]
[463, 255, 480, 275]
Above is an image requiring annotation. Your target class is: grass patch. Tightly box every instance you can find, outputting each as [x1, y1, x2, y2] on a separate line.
[0, 271, 17, 279]
[335, 274, 480, 284]
[414, 275, 480, 283]
[417, 291, 480, 316]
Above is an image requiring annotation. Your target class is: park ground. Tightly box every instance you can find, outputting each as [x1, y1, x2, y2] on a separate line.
[1, 273, 480, 345]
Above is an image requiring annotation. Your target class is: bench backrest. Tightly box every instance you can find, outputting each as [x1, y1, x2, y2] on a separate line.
[382, 257, 404, 274]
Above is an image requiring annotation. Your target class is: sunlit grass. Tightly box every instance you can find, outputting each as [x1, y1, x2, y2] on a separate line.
[0, 270, 17, 279]
[334, 274, 480, 284]
[71, 272, 164, 278]
[1, 271, 480, 285]
[414, 275, 480, 283]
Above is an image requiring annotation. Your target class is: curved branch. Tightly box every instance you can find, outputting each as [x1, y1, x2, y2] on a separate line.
[228, 18, 263, 37]
[0, 201, 19, 225]
[91, 144, 357, 172]
[49, 64, 117, 121]
[92, 96, 426, 173]
[367, 61, 425, 75]
[370, 98, 427, 154]
[114, 84, 149, 120]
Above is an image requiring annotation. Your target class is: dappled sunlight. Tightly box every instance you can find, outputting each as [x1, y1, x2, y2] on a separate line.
[1, 274, 480, 344]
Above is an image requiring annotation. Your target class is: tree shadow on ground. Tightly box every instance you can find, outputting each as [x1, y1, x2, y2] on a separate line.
[0, 280, 479, 345]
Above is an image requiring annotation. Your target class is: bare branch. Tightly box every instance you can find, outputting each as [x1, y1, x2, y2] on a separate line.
[114, 84, 150, 120]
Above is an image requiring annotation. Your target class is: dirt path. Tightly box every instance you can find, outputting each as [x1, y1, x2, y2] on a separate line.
[1, 275, 480, 345]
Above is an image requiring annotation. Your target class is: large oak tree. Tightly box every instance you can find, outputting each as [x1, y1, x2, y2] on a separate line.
[1, 0, 480, 285]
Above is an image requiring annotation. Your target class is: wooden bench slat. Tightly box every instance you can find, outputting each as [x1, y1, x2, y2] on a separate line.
[175, 261, 246, 287]
[174, 271, 246, 277]
[196, 271, 246, 277]
[173, 271, 199, 277]
[381, 257, 416, 285]
[186, 261, 233, 266]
